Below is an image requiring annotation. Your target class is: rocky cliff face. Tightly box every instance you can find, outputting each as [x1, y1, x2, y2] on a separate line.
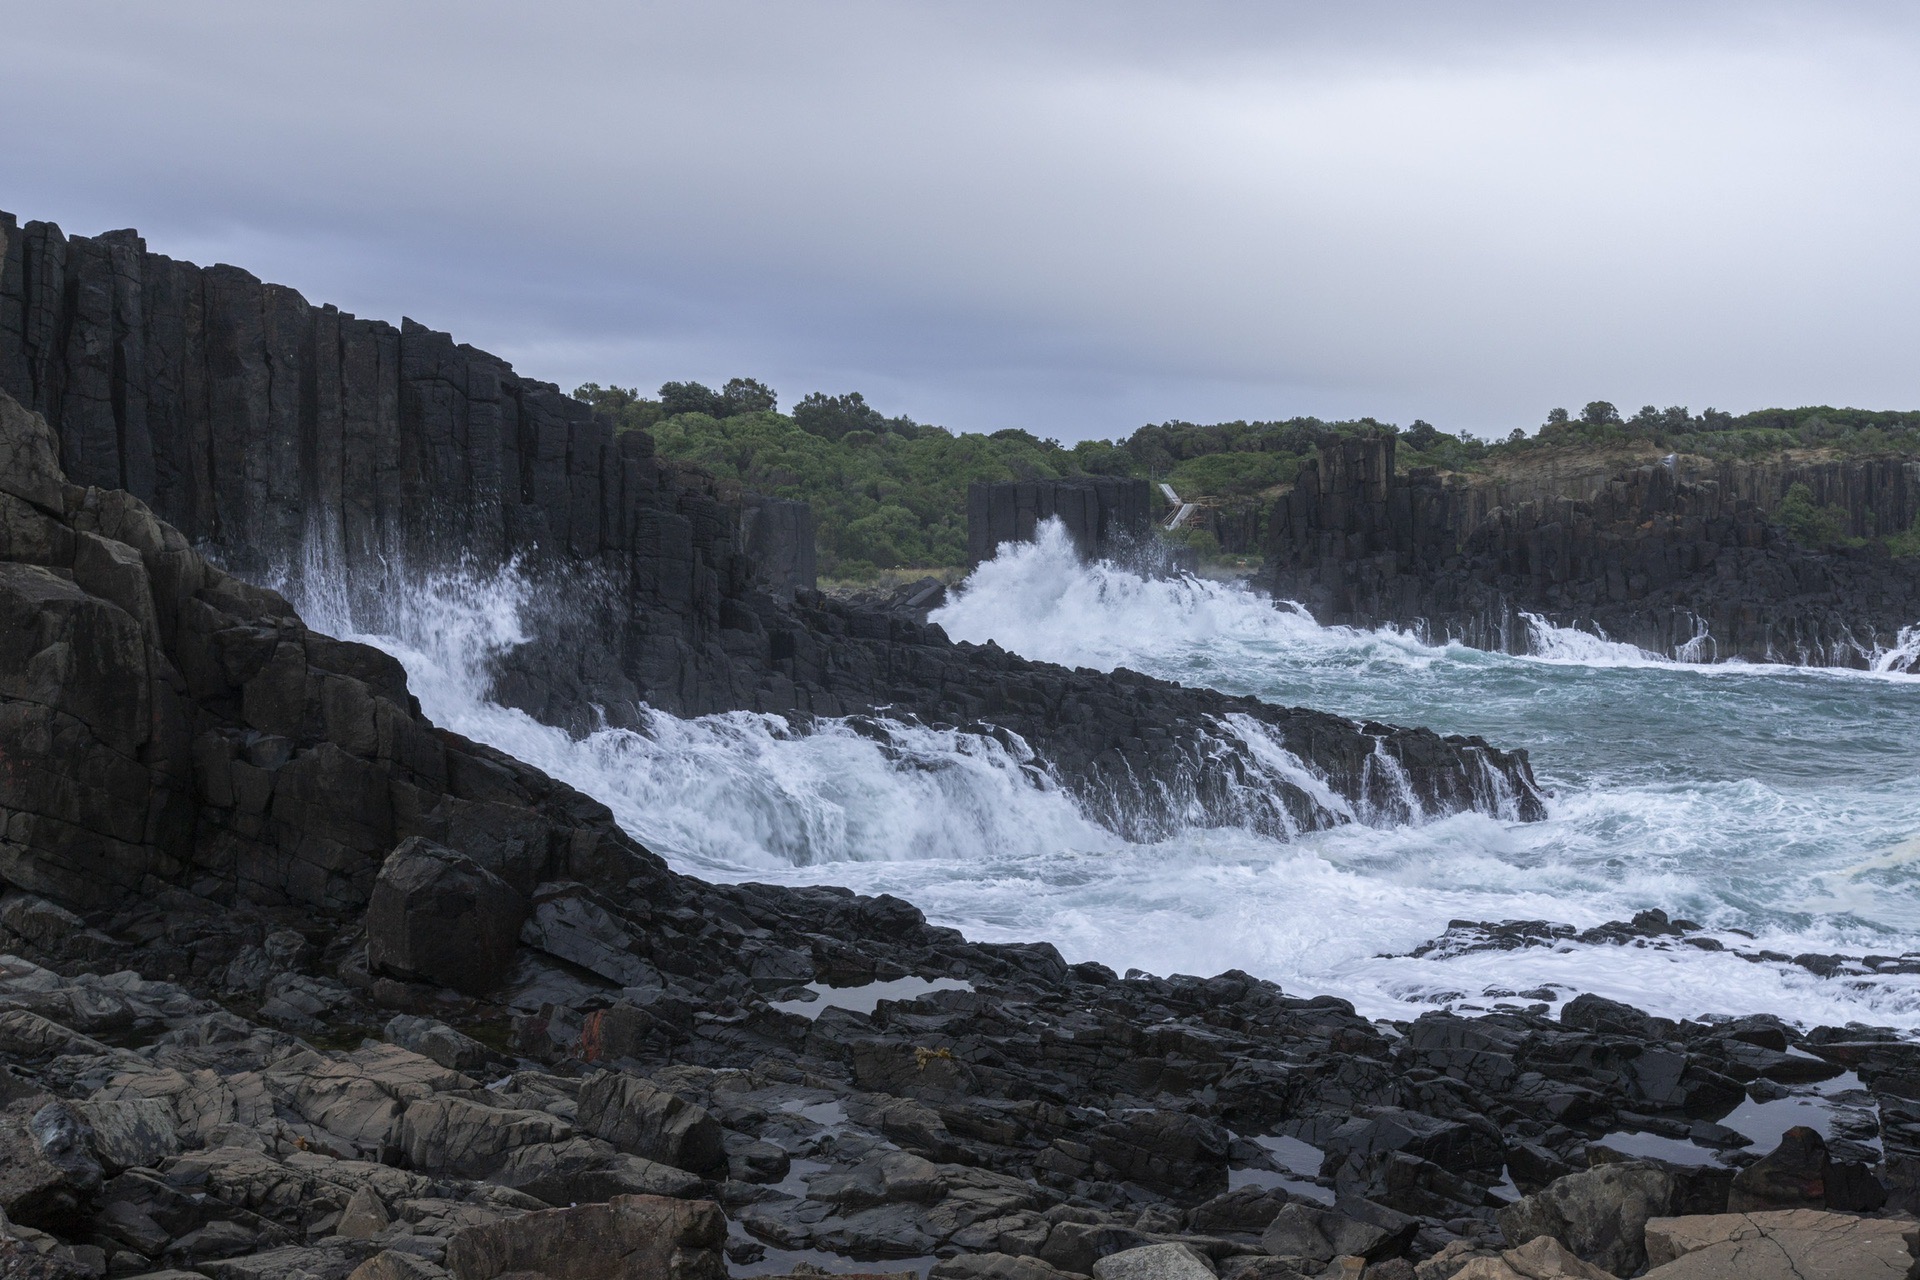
[966, 478, 1153, 565]
[0, 212, 1541, 834]
[1262, 436, 1920, 666]
[2, 385, 1910, 1270]
[4, 224, 1918, 1280]
[738, 496, 817, 601]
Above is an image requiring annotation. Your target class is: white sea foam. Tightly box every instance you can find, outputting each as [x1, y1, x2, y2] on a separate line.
[283, 527, 1920, 1031]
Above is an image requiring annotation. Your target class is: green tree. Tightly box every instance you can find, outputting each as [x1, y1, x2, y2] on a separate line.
[722, 378, 778, 415]
[1776, 482, 1854, 548]
[839, 504, 923, 569]
[794, 391, 888, 441]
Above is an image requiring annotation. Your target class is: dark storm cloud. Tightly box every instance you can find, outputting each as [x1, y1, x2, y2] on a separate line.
[5, 1, 1919, 438]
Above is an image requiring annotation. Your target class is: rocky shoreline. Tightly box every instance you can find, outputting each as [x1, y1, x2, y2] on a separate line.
[8, 835, 1920, 1280]
[1, 386, 1917, 1279]
[5, 211, 1920, 1277]
[0, 211, 1539, 839]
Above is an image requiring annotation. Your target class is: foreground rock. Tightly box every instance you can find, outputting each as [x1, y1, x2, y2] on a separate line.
[444, 1194, 726, 1280]
[1643, 1209, 1914, 1278]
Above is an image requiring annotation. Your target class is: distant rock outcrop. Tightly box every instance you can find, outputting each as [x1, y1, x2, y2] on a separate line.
[1261, 434, 1920, 666]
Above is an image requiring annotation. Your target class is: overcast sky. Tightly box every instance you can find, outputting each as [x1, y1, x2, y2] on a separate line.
[6, 2, 1919, 440]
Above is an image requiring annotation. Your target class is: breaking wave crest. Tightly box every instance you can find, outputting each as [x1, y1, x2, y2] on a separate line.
[279, 524, 1920, 1030]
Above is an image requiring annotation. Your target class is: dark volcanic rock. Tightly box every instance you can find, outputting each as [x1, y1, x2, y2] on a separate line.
[1728, 1126, 1830, 1212]
[0, 212, 1542, 841]
[1495, 1161, 1673, 1277]
[364, 840, 526, 996]
[966, 477, 1153, 565]
[575, 1071, 727, 1176]
[741, 494, 818, 601]
[443, 1193, 727, 1280]
[1262, 433, 1920, 667]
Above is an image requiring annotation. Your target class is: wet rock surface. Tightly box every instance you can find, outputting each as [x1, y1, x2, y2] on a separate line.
[1, 879, 1919, 1280]
[0, 238, 1916, 1279]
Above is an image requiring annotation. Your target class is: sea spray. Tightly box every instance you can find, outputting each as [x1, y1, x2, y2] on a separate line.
[278, 526, 1920, 1029]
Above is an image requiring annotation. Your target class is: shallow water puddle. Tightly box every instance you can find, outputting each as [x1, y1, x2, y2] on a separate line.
[772, 976, 974, 1020]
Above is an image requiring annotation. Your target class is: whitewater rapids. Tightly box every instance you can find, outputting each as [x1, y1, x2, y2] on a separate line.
[290, 521, 1920, 1033]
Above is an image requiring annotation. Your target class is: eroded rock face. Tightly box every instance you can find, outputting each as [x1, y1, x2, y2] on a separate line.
[443, 1193, 726, 1280]
[1262, 434, 1920, 668]
[0, 384, 681, 922]
[0, 1098, 102, 1233]
[576, 1071, 726, 1177]
[0, 213, 1544, 840]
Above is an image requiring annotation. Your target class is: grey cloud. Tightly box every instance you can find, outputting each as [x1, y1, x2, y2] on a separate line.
[5, 0, 1918, 438]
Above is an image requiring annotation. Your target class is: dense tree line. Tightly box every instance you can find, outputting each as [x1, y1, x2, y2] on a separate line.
[573, 380, 1920, 575]
[1522, 400, 1920, 459]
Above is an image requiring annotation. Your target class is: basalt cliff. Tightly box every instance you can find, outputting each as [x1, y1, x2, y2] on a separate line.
[4, 348, 1920, 1280]
[1262, 435, 1920, 666]
[2, 215, 1920, 1280]
[0, 211, 1538, 838]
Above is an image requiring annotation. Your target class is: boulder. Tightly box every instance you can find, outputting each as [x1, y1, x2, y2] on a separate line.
[334, 1186, 391, 1240]
[382, 1016, 490, 1074]
[348, 1255, 449, 1280]
[1318, 1108, 1505, 1179]
[195, 1240, 371, 1278]
[808, 1150, 948, 1207]
[393, 1097, 572, 1179]
[0, 1098, 103, 1232]
[1642, 1209, 1913, 1278]
[1496, 1161, 1673, 1277]
[1258, 1203, 1410, 1267]
[73, 1098, 180, 1173]
[518, 883, 661, 990]
[1726, 1126, 1828, 1211]
[443, 1193, 725, 1280]
[1187, 1187, 1292, 1236]
[1218, 1260, 1314, 1280]
[0, 892, 117, 961]
[365, 839, 526, 996]
[931, 1254, 1087, 1280]
[1444, 1235, 1614, 1279]
[1038, 1223, 1154, 1274]
[0, 1011, 111, 1060]
[1091, 1243, 1217, 1280]
[489, 1136, 703, 1205]
[1088, 1110, 1230, 1196]
[575, 1071, 726, 1176]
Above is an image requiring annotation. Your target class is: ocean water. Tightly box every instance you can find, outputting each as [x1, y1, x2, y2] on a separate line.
[292, 521, 1920, 1032]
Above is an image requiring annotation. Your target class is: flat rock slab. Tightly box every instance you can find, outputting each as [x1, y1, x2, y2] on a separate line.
[1643, 1209, 1914, 1279]
[1091, 1243, 1218, 1280]
[1449, 1234, 1615, 1279]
